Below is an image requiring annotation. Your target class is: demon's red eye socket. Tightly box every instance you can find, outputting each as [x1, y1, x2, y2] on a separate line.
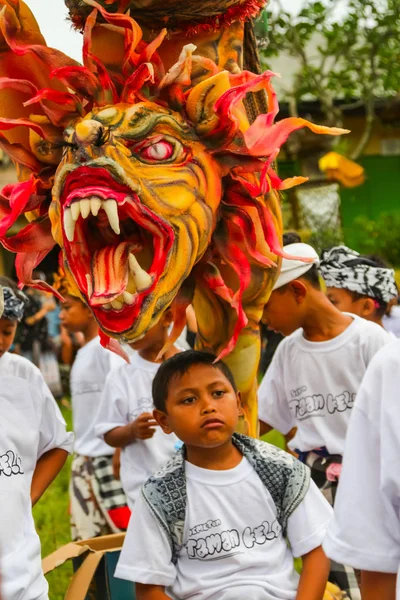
[140, 141, 174, 161]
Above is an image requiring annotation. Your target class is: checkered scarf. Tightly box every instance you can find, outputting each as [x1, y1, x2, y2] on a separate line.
[320, 246, 397, 305]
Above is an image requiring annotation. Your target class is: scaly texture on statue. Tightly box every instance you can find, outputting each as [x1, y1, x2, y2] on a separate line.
[0, 0, 347, 434]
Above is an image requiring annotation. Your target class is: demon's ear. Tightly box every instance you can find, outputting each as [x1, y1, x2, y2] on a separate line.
[186, 69, 250, 152]
[186, 71, 231, 137]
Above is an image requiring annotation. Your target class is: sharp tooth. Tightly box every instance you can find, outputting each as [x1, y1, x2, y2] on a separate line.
[126, 274, 137, 294]
[102, 303, 112, 310]
[63, 208, 76, 242]
[103, 199, 120, 235]
[128, 254, 152, 291]
[71, 201, 81, 221]
[90, 196, 102, 216]
[123, 291, 135, 305]
[111, 298, 124, 310]
[80, 198, 91, 219]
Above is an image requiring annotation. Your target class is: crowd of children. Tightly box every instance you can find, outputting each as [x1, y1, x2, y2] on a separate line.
[1, 237, 400, 600]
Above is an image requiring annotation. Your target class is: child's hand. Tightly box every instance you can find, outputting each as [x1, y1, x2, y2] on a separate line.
[131, 413, 158, 440]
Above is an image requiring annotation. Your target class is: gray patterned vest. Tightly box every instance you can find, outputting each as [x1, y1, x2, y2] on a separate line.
[141, 433, 310, 564]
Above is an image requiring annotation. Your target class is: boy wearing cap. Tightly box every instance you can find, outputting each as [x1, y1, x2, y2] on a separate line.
[258, 243, 389, 598]
[320, 246, 398, 331]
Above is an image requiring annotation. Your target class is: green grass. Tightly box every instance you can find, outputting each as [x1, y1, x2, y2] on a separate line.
[33, 405, 74, 600]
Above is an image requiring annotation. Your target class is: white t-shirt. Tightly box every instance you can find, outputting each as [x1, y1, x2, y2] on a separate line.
[323, 339, 400, 593]
[0, 351, 70, 435]
[0, 352, 57, 399]
[116, 456, 332, 599]
[258, 315, 389, 454]
[70, 336, 124, 457]
[95, 353, 179, 508]
[0, 376, 74, 600]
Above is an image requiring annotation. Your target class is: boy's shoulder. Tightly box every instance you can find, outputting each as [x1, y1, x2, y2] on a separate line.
[2, 352, 41, 379]
[0, 374, 43, 420]
[349, 314, 390, 338]
[105, 352, 159, 387]
[143, 434, 309, 518]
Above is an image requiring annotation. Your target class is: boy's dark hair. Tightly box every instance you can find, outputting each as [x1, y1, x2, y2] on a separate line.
[283, 231, 302, 245]
[152, 350, 238, 412]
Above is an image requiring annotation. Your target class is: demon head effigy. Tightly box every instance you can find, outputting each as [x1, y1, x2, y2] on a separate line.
[0, 0, 346, 433]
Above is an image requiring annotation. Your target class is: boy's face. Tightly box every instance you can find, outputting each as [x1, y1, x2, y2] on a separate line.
[0, 318, 18, 358]
[326, 287, 369, 318]
[262, 285, 305, 336]
[59, 295, 93, 333]
[155, 364, 242, 449]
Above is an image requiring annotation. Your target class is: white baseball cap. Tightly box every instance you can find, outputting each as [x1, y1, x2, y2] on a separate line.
[273, 243, 319, 291]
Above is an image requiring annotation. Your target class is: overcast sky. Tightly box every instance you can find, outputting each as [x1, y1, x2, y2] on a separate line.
[27, 0, 346, 62]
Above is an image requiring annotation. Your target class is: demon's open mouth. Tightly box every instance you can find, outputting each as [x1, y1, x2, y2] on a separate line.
[60, 166, 174, 329]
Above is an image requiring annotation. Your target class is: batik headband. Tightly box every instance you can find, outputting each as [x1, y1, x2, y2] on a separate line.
[320, 245, 398, 304]
[1, 286, 27, 322]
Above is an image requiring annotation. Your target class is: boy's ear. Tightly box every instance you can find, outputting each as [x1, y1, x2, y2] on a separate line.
[153, 409, 173, 434]
[236, 391, 244, 417]
[289, 280, 307, 303]
[360, 297, 376, 318]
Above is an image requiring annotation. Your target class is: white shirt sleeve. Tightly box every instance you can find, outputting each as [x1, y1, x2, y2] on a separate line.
[34, 386, 74, 458]
[361, 323, 390, 365]
[115, 492, 176, 586]
[286, 480, 333, 558]
[258, 346, 294, 434]
[323, 349, 400, 572]
[95, 369, 129, 438]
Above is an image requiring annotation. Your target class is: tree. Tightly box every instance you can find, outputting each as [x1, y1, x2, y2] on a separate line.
[259, 0, 400, 160]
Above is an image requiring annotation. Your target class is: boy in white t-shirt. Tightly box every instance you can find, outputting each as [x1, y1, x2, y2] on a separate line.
[258, 243, 389, 598]
[0, 285, 74, 600]
[319, 246, 398, 331]
[95, 308, 180, 508]
[116, 350, 333, 600]
[323, 340, 400, 600]
[0, 277, 60, 396]
[56, 273, 129, 540]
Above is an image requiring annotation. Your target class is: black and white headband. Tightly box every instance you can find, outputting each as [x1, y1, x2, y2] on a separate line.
[320, 246, 398, 305]
[1, 286, 27, 322]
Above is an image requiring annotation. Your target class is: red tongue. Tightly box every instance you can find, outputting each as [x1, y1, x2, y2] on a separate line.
[90, 242, 130, 305]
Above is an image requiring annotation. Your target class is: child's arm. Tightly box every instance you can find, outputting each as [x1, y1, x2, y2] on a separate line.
[296, 546, 330, 600]
[361, 571, 396, 600]
[31, 448, 69, 506]
[135, 584, 170, 600]
[104, 413, 158, 448]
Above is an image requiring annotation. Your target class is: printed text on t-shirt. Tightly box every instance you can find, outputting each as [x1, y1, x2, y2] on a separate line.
[0, 450, 24, 476]
[289, 388, 356, 421]
[186, 519, 281, 560]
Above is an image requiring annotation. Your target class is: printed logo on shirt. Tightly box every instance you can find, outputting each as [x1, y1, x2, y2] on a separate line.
[0, 450, 24, 477]
[72, 381, 101, 395]
[128, 396, 154, 420]
[289, 389, 356, 421]
[186, 519, 281, 560]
